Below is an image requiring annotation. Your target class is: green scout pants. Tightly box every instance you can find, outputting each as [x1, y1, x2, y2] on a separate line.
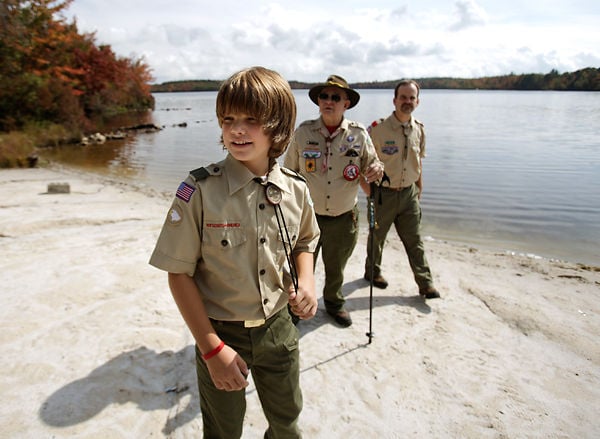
[195, 309, 302, 439]
[314, 205, 359, 313]
[365, 184, 433, 290]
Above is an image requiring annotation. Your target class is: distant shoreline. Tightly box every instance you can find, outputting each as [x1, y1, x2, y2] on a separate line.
[150, 67, 600, 93]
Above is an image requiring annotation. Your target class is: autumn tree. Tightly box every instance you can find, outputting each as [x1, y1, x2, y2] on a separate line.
[0, 0, 154, 132]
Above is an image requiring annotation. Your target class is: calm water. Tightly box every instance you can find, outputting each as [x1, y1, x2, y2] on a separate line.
[42, 90, 600, 265]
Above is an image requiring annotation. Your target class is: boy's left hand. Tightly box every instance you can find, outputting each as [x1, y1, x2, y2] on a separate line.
[288, 283, 317, 320]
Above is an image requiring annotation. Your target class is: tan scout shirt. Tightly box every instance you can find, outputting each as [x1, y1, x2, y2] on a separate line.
[284, 117, 381, 216]
[369, 113, 426, 189]
[149, 155, 320, 321]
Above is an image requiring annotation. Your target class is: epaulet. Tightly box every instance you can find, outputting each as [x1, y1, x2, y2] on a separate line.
[281, 167, 306, 182]
[348, 120, 365, 129]
[189, 164, 222, 182]
[298, 119, 316, 127]
[367, 118, 385, 133]
[414, 118, 425, 128]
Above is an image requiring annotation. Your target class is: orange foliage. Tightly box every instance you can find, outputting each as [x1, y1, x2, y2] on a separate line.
[0, 0, 154, 131]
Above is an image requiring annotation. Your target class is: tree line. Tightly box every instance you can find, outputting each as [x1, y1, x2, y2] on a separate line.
[151, 68, 599, 93]
[0, 0, 154, 133]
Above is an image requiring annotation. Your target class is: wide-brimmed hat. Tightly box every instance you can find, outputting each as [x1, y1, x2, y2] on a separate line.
[308, 75, 360, 109]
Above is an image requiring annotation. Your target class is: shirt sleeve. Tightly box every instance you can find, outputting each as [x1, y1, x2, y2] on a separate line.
[361, 130, 382, 173]
[149, 180, 203, 276]
[283, 132, 300, 171]
[294, 183, 320, 254]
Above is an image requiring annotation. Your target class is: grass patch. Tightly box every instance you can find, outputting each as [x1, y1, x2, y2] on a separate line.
[0, 123, 80, 168]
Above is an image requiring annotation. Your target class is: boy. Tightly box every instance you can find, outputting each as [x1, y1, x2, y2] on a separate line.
[149, 66, 320, 438]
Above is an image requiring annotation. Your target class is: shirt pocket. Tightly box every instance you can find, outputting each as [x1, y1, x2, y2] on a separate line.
[201, 225, 247, 277]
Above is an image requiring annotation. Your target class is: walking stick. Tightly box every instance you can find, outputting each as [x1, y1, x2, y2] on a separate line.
[366, 182, 376, 344]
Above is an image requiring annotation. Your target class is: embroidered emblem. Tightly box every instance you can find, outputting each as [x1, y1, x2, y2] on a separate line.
[382, 146, 399, 155]
[176, 182, 195, 202]
[206, 222, 241, 228]
[168, 205, 183, 225]
[302, 150, 321, 158]
[343, 163, 360, 181]
[305, 158, 316, 173]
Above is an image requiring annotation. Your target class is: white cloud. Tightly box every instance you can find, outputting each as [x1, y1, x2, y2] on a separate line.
[64, 0, 600, 83]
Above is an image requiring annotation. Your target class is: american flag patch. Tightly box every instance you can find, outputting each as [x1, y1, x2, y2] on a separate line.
[176, 182, 195, 202]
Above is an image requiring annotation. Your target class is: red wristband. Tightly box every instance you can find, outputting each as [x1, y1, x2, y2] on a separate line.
[202, 341, 225, 361]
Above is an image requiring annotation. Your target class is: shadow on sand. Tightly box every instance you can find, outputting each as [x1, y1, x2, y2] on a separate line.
[39, 276, 429, 433]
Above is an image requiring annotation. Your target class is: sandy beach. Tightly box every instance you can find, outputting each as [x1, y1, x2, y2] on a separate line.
[1, 166, 599, 438]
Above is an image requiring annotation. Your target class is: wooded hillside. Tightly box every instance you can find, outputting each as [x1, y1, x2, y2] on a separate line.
[151, 68, 599, 93]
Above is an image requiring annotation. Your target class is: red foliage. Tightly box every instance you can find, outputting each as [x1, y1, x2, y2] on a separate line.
[0, 0, 154, 131]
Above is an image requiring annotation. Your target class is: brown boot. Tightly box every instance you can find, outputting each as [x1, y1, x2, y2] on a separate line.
[364, 273, 388, 289]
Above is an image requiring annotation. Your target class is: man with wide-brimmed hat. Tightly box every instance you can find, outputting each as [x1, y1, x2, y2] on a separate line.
[284, 74, 384, 327]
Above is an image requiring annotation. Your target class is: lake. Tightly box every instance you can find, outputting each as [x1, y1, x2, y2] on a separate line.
[41, 89, 600, 265]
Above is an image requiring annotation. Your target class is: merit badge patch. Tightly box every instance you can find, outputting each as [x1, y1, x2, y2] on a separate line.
[176, 182, 195, 202]
[343, 163, 360, 181]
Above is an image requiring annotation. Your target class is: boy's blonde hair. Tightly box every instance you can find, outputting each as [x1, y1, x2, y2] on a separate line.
[216, 66, 297, 158]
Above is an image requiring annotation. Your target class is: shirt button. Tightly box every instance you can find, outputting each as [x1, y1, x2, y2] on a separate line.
[259, 203, 265, 209]
[221, 240, 228, 247]
[263, 298, 269, 305]
[260, 237, 266, 243]
[260, 269, 266, 275]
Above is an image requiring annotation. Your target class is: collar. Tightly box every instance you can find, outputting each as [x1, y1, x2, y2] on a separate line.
[225, 155, 292, 196]
[389, 113, 416, 131]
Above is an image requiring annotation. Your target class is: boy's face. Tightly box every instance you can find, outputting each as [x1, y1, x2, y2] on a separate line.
[221, 112, 271, 174]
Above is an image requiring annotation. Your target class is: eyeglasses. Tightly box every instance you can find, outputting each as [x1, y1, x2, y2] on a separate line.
[318, 93, 342, 102]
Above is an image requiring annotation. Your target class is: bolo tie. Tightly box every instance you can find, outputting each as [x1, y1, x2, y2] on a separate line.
[254, 178, 299, 294]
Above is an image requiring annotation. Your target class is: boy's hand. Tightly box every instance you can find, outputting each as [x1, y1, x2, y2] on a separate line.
[288, 282, 317, 320]
[205, 345, 249, 391]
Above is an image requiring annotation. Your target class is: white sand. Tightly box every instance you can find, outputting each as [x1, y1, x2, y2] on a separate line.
[1, 166, 599, 438]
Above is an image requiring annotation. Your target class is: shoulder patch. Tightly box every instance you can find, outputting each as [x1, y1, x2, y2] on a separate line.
[281, 167, 306, 182]
[176, 181, 195, 202]
[367, 118, 385, 133]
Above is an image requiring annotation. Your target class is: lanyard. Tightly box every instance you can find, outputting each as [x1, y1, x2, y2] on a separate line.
[255, 179, 299, 294]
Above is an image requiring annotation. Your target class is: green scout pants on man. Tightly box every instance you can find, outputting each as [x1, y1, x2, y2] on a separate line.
[196, 309, 302, 438]
[314, 205, 359, 313]
[365, 184, 433, 290]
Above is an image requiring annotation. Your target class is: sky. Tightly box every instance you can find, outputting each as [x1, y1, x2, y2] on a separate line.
[63, 0, 600, 84]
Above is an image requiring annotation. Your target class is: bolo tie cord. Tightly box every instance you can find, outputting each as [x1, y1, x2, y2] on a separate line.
[254, 178, 299, 293]
[274, 203, 299, 294]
